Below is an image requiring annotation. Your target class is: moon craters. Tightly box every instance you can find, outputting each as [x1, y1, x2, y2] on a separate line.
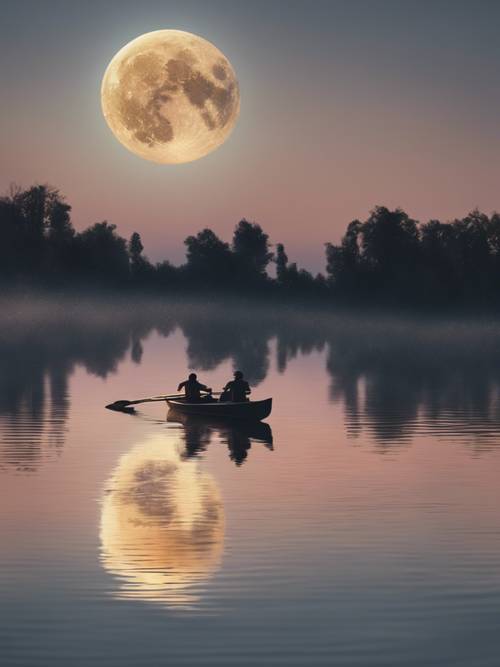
[101, 30, 240, 163]
[212, 63, 227, 80]
[165, 54, 238, 130]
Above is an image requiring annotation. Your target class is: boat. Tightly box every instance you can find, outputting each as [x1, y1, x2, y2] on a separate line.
[166, 397, 272, 421]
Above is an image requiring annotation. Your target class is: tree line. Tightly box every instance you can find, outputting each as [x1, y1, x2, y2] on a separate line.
[1, 183, 500, 307]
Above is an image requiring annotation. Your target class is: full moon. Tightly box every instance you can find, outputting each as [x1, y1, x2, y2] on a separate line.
[101, 30, 240, 164]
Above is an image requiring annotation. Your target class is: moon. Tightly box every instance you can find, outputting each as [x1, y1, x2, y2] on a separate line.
[100, 434, 225, 608]
[101, 30, 240, 164]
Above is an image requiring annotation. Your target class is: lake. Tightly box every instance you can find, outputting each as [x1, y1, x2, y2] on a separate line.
[1, 296, 500, 667]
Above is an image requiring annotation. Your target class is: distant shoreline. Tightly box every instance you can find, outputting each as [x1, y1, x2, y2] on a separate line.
[2, 184, 500, 311]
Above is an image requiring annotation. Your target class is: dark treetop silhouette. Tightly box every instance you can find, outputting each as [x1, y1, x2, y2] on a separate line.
[3, 183, 500, 307]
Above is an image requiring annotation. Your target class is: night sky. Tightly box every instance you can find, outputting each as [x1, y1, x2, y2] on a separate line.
[2, 0, 500, 270]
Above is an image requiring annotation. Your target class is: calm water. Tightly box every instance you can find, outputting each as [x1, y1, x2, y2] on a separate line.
[2, 298, 500, 667]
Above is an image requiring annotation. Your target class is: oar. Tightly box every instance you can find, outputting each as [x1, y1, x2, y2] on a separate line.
[106, 394, 180, 411]
[106, 391, 221, 411]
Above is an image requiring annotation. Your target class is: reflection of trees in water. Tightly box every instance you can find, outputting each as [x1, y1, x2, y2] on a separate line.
[180, 315, 270, 385]
[0, 334, 72, 471]
[0, 303, 177, 470]
[180, 309, 500, 452]
[326, 322, 500, 450]
[276, 324, 326, 374]
[4, 300, 500, 468]
[178, 310, 500, 452]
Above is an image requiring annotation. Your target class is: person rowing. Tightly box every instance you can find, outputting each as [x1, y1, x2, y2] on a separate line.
[177, 373, 212, 403]
[220, 370, 251, 402]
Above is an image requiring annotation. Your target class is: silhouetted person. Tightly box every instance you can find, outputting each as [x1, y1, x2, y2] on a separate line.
[177, 373, 211, 402]
[221, 370, 251, 402]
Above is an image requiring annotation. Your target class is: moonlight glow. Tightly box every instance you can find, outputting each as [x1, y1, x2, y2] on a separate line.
[101, 30, 240, 164]
[100, 435, 225, 608]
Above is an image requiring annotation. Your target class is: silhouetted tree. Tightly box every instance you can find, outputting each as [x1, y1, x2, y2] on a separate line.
[327, 207, 421, 303]
[420, 219, 458, 301]
[74, 222, 129, 284]
[273, 242, 320, 295]
[17, 185, 47, 241]
[46, 199, 74, 278]
[128, 231, 154, 285]
[362, 207, 419, 264]
[232, 219, 273, 286]
[419, 210, 496, 304]
[47, 199, 73, 243]
[184, 228, 234, 286]
[0, 184, 75, 280]
[275, 243, 288, 285]
[451, 210, 491, 300]
[325, 220, 363, 296]
[0, 192, 26, 278]
[129, 232, 144, 264]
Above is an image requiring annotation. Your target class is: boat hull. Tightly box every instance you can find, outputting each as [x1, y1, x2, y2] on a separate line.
[167, 397, 272, 421]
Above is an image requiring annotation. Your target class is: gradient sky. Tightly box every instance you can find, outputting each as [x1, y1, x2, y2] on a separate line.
[2, 0, 500, 271]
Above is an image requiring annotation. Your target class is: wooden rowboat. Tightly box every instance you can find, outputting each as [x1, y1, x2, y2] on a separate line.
[166, 397, 272, 421]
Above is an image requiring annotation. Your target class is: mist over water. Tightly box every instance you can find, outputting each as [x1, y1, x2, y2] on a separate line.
[1, 297, 500, 666]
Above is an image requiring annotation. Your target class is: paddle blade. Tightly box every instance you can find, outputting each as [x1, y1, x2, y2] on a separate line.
[106, 400, 135, 411]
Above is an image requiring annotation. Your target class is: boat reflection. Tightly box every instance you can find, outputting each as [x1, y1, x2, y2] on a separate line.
[99, 433, 224, 610]
[167, 411, 274, 466]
